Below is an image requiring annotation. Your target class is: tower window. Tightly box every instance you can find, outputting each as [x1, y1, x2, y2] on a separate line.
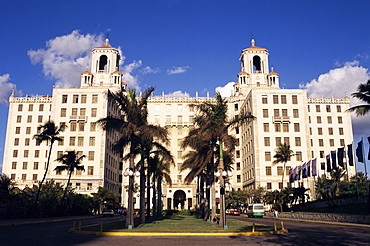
[253, 56, 261, 72]
[99, 55, 108, 71]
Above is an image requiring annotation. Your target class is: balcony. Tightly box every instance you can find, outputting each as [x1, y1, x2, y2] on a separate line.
[165, 122, 193, 127]
[69, 115, 88, 121]
[272, 116, 290, 123]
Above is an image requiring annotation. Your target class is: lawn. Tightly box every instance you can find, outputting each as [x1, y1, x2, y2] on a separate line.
[81, 215, 274, 233]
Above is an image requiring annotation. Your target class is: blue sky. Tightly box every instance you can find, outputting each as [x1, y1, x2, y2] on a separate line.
[1, 0, 370, 172]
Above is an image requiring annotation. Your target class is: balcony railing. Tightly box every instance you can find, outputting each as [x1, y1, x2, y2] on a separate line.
[69, 115, 88, 121]
[272, 116, 290, 123]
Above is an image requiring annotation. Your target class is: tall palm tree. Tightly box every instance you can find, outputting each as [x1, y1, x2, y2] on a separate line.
[98, 87, 169, 227]
[181, 93, 254, 221]
[33, 120, 66, 209]
[330, 168, 346, 197]
[347, 79, 370, 116]
[273, 143, 294, 190]
[54, 150, 85, 207]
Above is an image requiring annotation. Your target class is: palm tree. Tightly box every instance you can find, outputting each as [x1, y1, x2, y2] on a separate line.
[92, 187, 119, 213]
[273, 143, 294, 190]
[54, 151, 85, 208]
[330, 168, 346, 197]
[98, 87, 169, 227]
[181, 93, 254, 222]
[347, 79, 370, 116]
[33, 120, 66, 210]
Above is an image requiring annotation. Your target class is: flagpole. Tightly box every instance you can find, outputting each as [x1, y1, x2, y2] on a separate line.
[363, 137, 368, 178]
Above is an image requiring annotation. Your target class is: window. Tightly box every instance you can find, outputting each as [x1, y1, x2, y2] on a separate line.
[91, 108, 97, 117]
[27, 116, 32, 123]
[286, 166, 291, 175]
[89, 137, 95, 146]
[177, 151, 182, 159]
[266, 166, 272, 175]
[70, 122, 77, 131]
[18, 104, 23, 111]
[264, 137, 270, 146]
[273, 95, 278, 104]
[292, 95, 298, 104]
[34, 150, 40, 158]
[317, 116, 322, 123]
[178, 104, 183, 112]
[88, 151, 94, 161]
[78, 137, 84, 146]
[318, 128, 323, 135]
[33, 174, 38, 181]
[11, 174, 16, 180]
[281, 95, 287, 104]
[62, 95, 68, 103]
[72, 108, 78, 116]
[22, 174, 27, 180]
[236, 150, 240, 158]
[265, 152, 271, 161]
[262, 96, 267, 104]
[81, 95, 87, 103]
[92, 94, 98, 103]
[319, 139, 324, 146]
[263, 123, 269, 132]
[87, 166, 94, 176]
[274, 123, 281, 132]
[296, 151, 302, 161]
[235, 127, 239, 134]
[38, 115, 43, 123]
[61, 108, 67, 117]
[295, 137, 301, 146]
[90, 122, 96, 132]
[73, 95, 79, 103]
[236, 162, 240, 170]
[23, 162, 28, 170]
[327, 116, 332, 124]
[337, 105, 341, 112]
[166, 115, 171, 124]
[16, 115, 22, 123]
[166, 104, 171, 111]
[338, 116, 343, 124]
[177, 115, 182, 124]
[282, 109, 288, 117]
[282, 123, 289, 132]
[267, 182, 272, 190]
[24, 150, 29, 158]
[14, 138, 19, 146]
[26, 127, 31, 134]
[274, 109, 279, 117]
[33, 162, 39, 170]
[294, 123, 300, 132]
[70, 137, 76, 146]
[275, 137, 281, 146]
[339, 128, 344, 135]
[58, 137, 64, 146]
[237, 175, 241, 183]
[28, 104, 34, 111]
[39, 104, 44, 111]
[263, 109, 268, 118]
[293, 109, 299, 118]
[13, 150, 18, 157]
[277, 167, 283, 175]
[340, 139, 345, 146]
[316, 105, 320, 112]
[284, 137, 290, 145]
[320, 151, 324, 158]
[12, 162, 17, 169]
[80, 108, 86, 116]
[16, 127, 21, 134]
[328, 127, 333, 135]
[326, 105, 331, 112]
[329, 139, 334, 147]
[79, 122, 85, 131]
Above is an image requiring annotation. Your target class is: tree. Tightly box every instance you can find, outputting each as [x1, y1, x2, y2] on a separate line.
[33, 121, 66, 210]
[98, 87, 169, 227]
[54, 150, 85, 209]
[347, 79, 370, 116]
[92, 187, 119, 213]
[273, 143, 294, 190]
[330, 168, 346, 197]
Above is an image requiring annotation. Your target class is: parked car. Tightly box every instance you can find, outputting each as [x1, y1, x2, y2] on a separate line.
[102, 209, 114, 217]
[226, 209, 241, 216]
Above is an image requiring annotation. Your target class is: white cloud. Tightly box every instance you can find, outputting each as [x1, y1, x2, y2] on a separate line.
[141, 66, 160, 74]
[167, 66, 190, 75]
[215, 81, 235, 98]
[121, 60, 142, 91]
[163, 91, 190, 97]
[300, 61, 370, 143]
[0, 74, 22, 105]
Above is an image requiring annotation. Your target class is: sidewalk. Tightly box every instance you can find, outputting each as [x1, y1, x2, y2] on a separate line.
[0, 215, 95, 227]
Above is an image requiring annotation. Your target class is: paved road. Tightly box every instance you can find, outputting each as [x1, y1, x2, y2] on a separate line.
[1, 215, 370, 246]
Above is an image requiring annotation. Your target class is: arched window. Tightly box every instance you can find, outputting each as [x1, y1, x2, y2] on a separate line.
[98, 55, 108, 72]
[253, 56, 261, 72]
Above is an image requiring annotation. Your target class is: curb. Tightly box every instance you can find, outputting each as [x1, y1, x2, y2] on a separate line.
[68, 228, 289, 236]
[0, 216, 94, 227]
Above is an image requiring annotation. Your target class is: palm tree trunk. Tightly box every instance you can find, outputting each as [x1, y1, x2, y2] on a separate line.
[146, 168, 151, 219]
[211, 181, 216, 223]
[139, 157, 146, 224]
[34, 140, 54, 211]
[281, 162, 286, 190]
[152, 177, 157, 218]
[157, 176, 162, 218]
[126, 153, 135, 229]
[61, 170, 73, 213]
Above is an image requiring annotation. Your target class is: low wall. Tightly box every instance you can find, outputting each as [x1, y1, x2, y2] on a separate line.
[274, 212, 370, 225]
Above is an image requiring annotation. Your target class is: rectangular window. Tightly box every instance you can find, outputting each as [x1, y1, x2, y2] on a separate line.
[293, 109, 299, 118]
[28, 104, 34, 111]
[33, 174, 38, 181]
[22, 174, 27, 180]
[296, 151, 302, 161]
[166, 115, 171, 124]
[27, 116, 32, 123]
[295, 137, 301, 146]
[70, 137, 76, 146]
[263, 123, 269, 132]
[91, 108, 97, 117]
[236, 162, 240, 171]
[263, 109, 268, 118]
[326, 105, 331, 112]
[14, 138, 19, 146]
[177, 151, 182, 159]
[329, 139, 335, 147]
[39, 104, 44, 111]
[273, 109, 279, 117]
[13, 150, 18, 157]
[79, 122, 85, 131]
[92, 94, 98, 103]
[166, 104, 171, 111]
[16, 127, 21, 134]
[23, 162, 28, 170]
[267, 182, 272, 190]
[318, 128, 323, 135]
[61, 108, 67, 117]
[237, 175, 241, 183]
[78, 137, 84, 146]
[34, 150, 40, 158]
[178, 104, 183, 112]
[266, 166, 272, 175]
[284, 137, 290, 145]
[338, 116, 343, 124]
[327, 116, 332, 124]
[274, 123, 281, 132]
[90, 122, 96, 132]
[24, 150, 29, 158]
[70, 122, 77, 131]
[294, 123, 300, 132]
[262, 96, 268, 104]
[339, 128, 344, 135]
[337, 105, 341, 112]
[33, 162, 39, 170]
[273, 95, 279, 104]
[265, 152, 271, 161]
[80, 108, 86, 116]
[16, 115, 22, 123]
[58, 137, 64, 146]
[283, 123, 289, 132]
[317, 116, 322, 123]
[62, 95, 68, 103]
[281, 95, 287, 104]
[71, 108, 78, 116]
[88, 151, 94, 161]
[277, 167, 283, 175]
[73, 95, 79, 103]
[26, 127, 31, 134]
[276, 137, 281, 146]
[38, 115, 43, 123]
[264, 137, 270, 146]
[292, 95, 298, 104]
[316, 105, 321, 112]
[177, 115, 182, 124]
[286, 166, 291, 175]
[320, 151, 325, 158]
[319, 139, 324, 146]
[340, 139, 345, 146]
[12, 162, 17, 169]
[89, 137, 95, 146]
[282, 109, 288, 117]
[81, 94, 87, 103]
[18, 104, 23, 111]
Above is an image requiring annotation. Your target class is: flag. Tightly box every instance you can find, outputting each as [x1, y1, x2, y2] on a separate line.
[331, 150, 337, 170]
[297, 166, 301, 180]
[368, 137, 370, 160]
[289, 168, 294, 183]
[302, 162, 307, 178]
[307, 160, 311, 177]
[312, 158, 317, 176]
[326, 154, 331, 172]
[337, 147, 344, 168]
[348, 144, 354, 166]
[356, 139, 364, 163]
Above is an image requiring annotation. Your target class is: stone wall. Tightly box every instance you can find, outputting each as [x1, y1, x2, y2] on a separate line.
[275, 212, 370, 225]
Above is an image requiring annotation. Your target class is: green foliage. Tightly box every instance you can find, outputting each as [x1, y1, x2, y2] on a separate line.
[263, 187, 310, 212]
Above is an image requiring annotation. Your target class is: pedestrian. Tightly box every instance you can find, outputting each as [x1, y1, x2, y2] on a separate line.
[272, 208, 276, 217]
[275, 209, 278, 218]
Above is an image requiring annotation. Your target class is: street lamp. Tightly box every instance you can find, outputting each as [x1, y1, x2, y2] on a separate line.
[124, 168, 140, 229]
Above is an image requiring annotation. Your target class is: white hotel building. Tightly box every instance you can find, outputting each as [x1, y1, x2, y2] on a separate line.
[2, 39, 355, 208]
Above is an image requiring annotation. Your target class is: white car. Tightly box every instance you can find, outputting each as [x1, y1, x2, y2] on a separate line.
[102, 209, 114, 217]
